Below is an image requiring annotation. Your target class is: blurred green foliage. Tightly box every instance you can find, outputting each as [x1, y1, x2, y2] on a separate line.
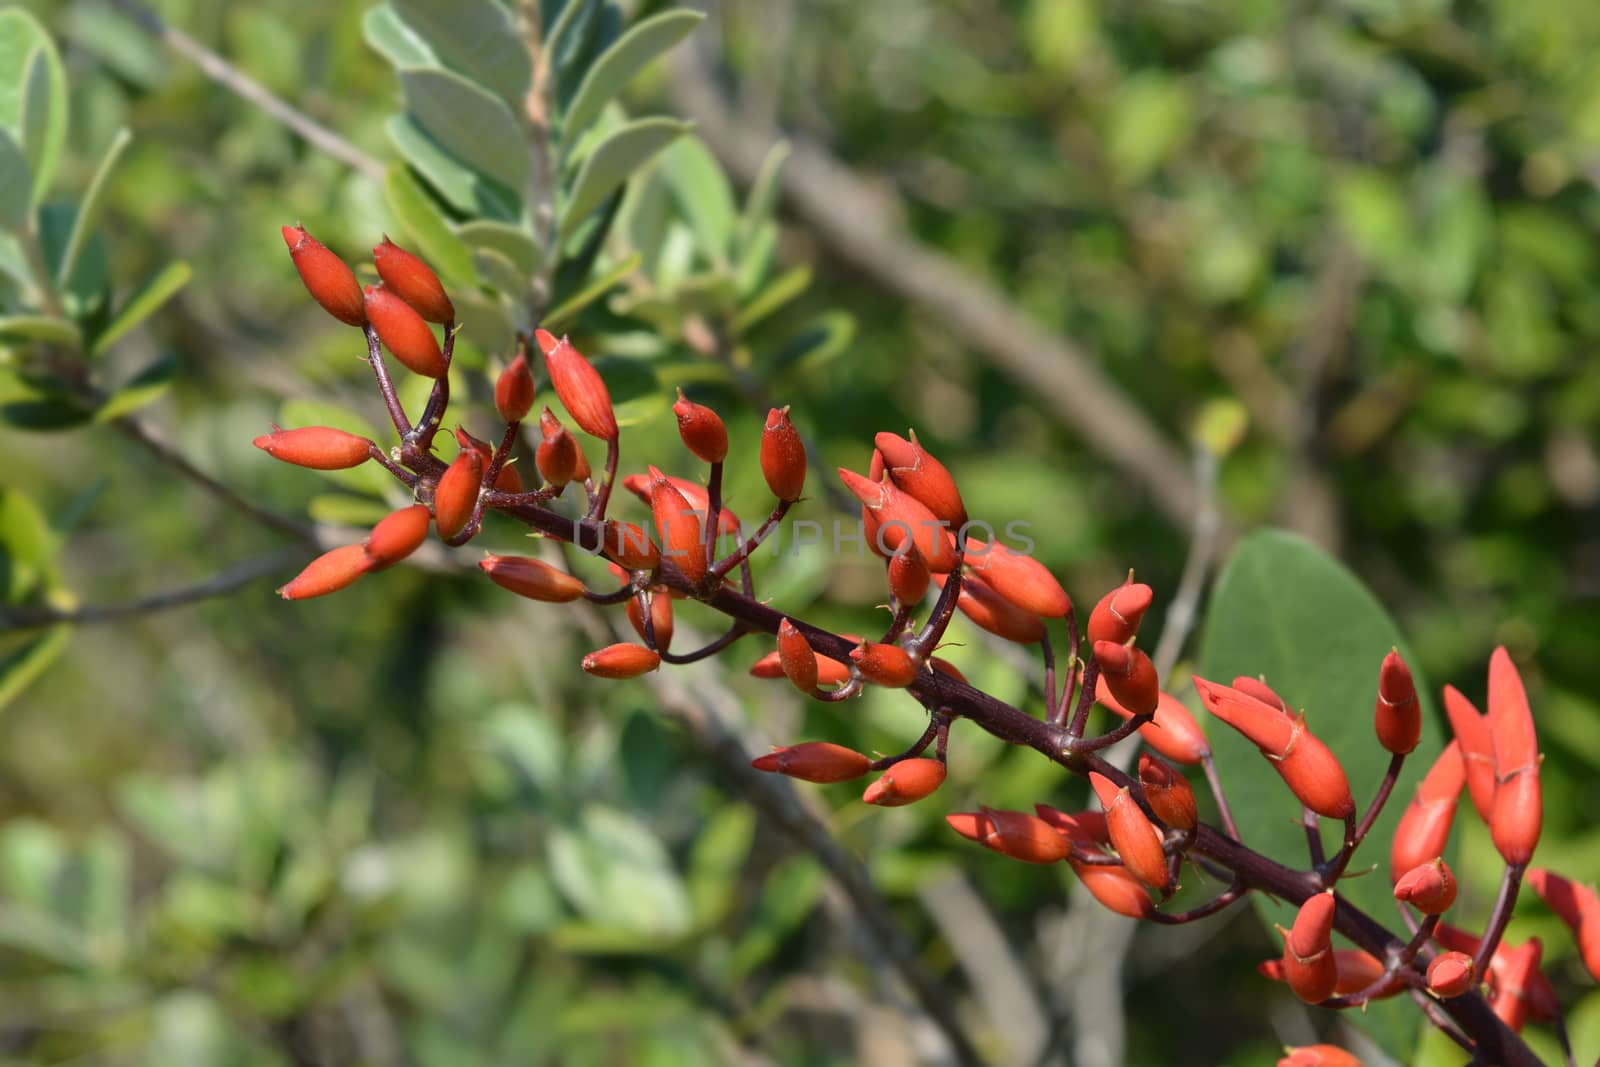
[2, 0, 1599, 1064]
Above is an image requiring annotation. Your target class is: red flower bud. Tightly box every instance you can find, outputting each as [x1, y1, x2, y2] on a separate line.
[1280, 891, 1338, 1003]
[936, 572, 1046, 644]
[1097, 680, 1210, 765]
[1488, 645, 1539, 780]
[1086, 576, 1154, 646]
[278, 543, 371, 600]
[929, 656, 968, 684]
[493, 462, 524, 493]
[1435, 926, 1558, 1023]
[777, 619, 819, 693]
[282, 225, 366, 327]
[536, 329, 617, 439]
[1374, 649, 1421, 755]
[1277, 1046, 1363, 1067]
[1443, 684, 1496, 822]
[626, 591, 674, 651]
[887, 542, 931, 605]
[1427, 952, 1475, 998]
[621, 473, 740, 534]
[1489, 767, 1542, 866]
[874, 430, 967, 528]
[863, 758, 946, 807]
[433, 447, 484, 540]
[947, 809, 1071, 864]
[480, 554, 586, 602]
[581, 642, 661, 679]
[1390, 741, 1464, 880]
[254, 425, 373, 470]
[1035, 805, 1111, 850]
[1090, 772, 1169, 890]
[760, 406, 807, 501]
[364, 504, 430, 570]
[1394, 858, 1457, 915]
[750, 647, 853, 687]
[1231, 675, 1289, 711]
[598, 520, 660, 572]
[1259, 951, 1395, 999]
[1095, 641, 1160, 716]
[372, 236, 454, 323]
[850, 640, 919, 688]
[840, 467, 959, 573]
[1489, 938, 1543, 1033]
[1195, 677, 1353, 818]
[1527, 868, 1600, 982]
[536, 408, 581, 486]
[752, 741, 869, 783]
[1138, 753, 1197, 830]
[1070, 860, 1155, 918]
[364, 285, 447, 378]
[495, 352, 536, 423]
[673, 389, 728, 464]
[964, 539, 1071, 618]
[647, 466, 707, 583]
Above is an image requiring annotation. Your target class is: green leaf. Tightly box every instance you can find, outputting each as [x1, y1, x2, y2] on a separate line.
[400, 67, 529, 195]
[542, 251, 640, 330]
[91, 260, 192, 356]
[383, 165, 478, 287]
[559, 118, 688, 244]
[93, 354, 177, 422]
[733, 264, 810, 333]
[774, 310, 856, 376]
[0, 367, 94, 431]
[362, 4, 442, 72]
[545, 0, 602, 78]
[457, 219, 543, 275]
[386, 115, 520, 220]
[0, 127, 30, 232]
[0, 488, 57, 603]
[0, 313, 80, 345]
[737, 141, 789, 259]
[56, 127, 131, 290]
[19, 46, 67, 206]
[0, 624, 70, 712]
[661, 134, 735, 267]
[561, 9, 704, 140]
[1198, 529, 1443, 1061]
[471, 245, 526, 298]
[391, 0, 531, 107]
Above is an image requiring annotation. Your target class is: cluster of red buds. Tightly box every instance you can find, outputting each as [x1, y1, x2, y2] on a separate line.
[267, 231, 1592, 1067]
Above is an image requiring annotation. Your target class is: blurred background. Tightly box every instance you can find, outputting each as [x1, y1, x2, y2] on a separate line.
[3, 0, 1600, 1063]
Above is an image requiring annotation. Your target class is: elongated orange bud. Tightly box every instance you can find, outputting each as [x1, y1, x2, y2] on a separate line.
[761, 406, 807, 501]
[851, 641, 918, 687]
[1489, 768, 1541, 866]
[750, 644, 853, 686]
[493, 462, 524, 493]
[1374, 649, 1421, 755]
[495, 353, 536, 423]
[1435, 925, 1558, 1022]
[1087, 576, 1153, 646]
[752, 741, 869, 783]
[254, 425, 373, 470]
[673, 389, 728, 464]
[1277, 721, 1356, 820]
[1095, 641, 1159, 716]
[874, 430, 967, 528]
[964, 539, 1071, 618]
[365, 504, 430, 570]
[373, 236, 454, 323]
[1232, 675, 1288, 711]
[947, 809, 1071, 864]
[1427, 952, 1475, 998]
[887, 542, 930, 605]
[1443, 684, 1496, 822]
[433, 448, 484, 540]
[1090, 772, 1169, 890]
[1281, 892, 1338, 1003]
[648, 466, 706, 583]
[581, 643, 660, 679]
[1390, 741, 1464, 880]
[481, 554, 585, 602]
[1259, 951, 1396, 998]
[365, 285, 447, 378]
[929, 656, 968, 684]
[282, 225, 366, 326]
[621, 474, 740, 534]
[1490, 938, 1543, 1033]
[863, 758, 946, 806]
[1138, 753, 1197, 830]
[840, 468, 958, 572]
[1527, 868, 1600, 981]
[599, 520, 660, 572]
[1070, 860, 1155, 918]
[278, 544, 371, 600]
[626, 592, 674, 651]
[777, 619, 819, 693]
[1097, 680, 1209, 764]
[1194, 677, 1294, 752]
[936, 572, 1046, 644]
[1035, 805, 1110, 851]
[536, 408, 580, 486]
[1488, 646, 1538, 777]
[536, 329, 617, 439]
[1394, 858, 1456, 914]
[1278, 1046, 1363, 1067]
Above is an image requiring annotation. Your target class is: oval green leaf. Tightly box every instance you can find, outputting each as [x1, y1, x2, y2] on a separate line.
[559, 118, 688, 244]
[399, 67, 529, 195]
[561, 9, 704, 141]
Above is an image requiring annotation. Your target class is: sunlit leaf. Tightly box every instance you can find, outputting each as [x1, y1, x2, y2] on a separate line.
[561, 9, 703, 140]
[55, 127, 130, 290]
[386, 114, 521, 221]
[400, 67, 529, 194]
[93, 353, 176, 422]
[0, 128, 30, 232]
[559, 119, 687, 244]
[0, 314, 79, 345]
[91, 260, 192, 356]
[392, 0, 531, 106]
